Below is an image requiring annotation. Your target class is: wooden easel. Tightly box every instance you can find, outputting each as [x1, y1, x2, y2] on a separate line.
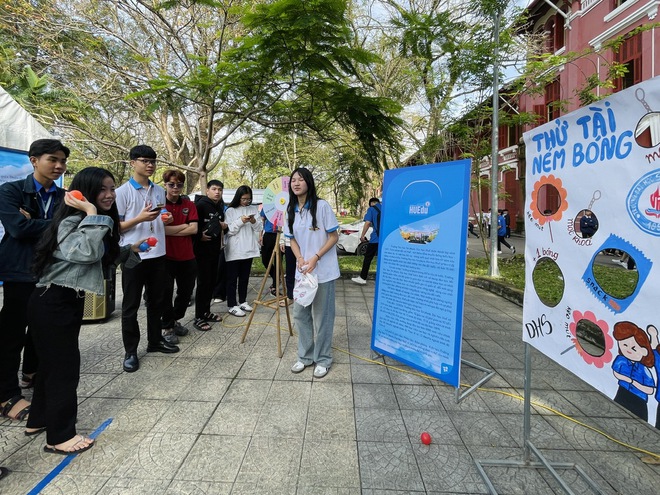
[241, 230, 293, 356]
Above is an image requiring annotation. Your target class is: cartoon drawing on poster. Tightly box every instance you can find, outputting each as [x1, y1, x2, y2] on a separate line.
[523, 76, 660, 428]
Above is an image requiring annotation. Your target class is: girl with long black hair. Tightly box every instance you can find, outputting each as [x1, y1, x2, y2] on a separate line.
[284, 168, 340, 379]
[224, 185, 262, 317]
[26, 167, 143, 455]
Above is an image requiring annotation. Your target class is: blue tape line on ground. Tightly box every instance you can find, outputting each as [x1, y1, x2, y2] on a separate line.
[26, 418, 113, 495]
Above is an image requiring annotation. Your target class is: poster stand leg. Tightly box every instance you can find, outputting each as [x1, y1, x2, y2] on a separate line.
[455, 359, 496, 403]
[240, 230, 293, 357]
[474, 343, 605, 495]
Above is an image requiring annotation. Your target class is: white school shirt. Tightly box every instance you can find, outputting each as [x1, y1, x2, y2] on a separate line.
[284, 199, 340, 284]
[115, 178, 167, 259]
[224, 205, 262, 262]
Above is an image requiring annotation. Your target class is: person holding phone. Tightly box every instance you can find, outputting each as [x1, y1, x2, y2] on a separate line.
[224, 186, 261, 317]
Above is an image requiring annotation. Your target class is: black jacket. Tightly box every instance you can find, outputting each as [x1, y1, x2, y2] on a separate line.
[193, 195, 225, 257]
[0, 174, 65, 282]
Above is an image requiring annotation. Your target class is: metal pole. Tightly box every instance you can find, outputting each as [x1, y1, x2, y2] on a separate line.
[523, 342, 532, 463]
[489, 9, 501, 277]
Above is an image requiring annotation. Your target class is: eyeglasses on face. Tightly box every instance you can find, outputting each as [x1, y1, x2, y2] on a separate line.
[240, 196, 252, 203]
[134, 158, 157, 165]
[166, 182, 185, 189]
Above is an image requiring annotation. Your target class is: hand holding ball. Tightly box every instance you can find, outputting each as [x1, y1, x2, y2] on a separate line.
[147, 237, 158, 247]
[139, 242, 149, 252]
[69, 190, 84, 201]
[161, 209, 169, 221]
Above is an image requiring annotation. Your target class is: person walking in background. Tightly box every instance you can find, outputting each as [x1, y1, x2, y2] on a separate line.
[352, 197, 381, 285]
[26, 167, 142, 454]
[260, 206, 280, 295]
[116, 145, 179, 374]
[497, 209, 515, 255]
[0, 139, 68, 423]
[224, 186, 262, 317]
[286, 168, 340, 379]
[161, 170, 199, 339]
[194, 180, 227, 329]
[503, 209, 511, 237]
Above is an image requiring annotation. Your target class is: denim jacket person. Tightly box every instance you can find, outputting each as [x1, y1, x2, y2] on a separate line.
[36, 214, 140, 295]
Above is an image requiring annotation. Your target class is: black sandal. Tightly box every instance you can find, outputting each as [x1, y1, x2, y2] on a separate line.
[202, 312, 222, 322]
[0, 466, 9, 481]
[1, 395, 30, 421]
[193, 318, 212, 331]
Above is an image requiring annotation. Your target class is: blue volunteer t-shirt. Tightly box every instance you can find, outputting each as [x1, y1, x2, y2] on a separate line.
[364, 204, 380, 244]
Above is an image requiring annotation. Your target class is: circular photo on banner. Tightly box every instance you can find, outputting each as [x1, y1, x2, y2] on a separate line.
[261, 176, 290, 229]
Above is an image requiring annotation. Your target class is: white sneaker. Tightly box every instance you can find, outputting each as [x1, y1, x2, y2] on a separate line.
[228, 306, 246, 317]
[212, 298, 225, 304]
[351, 276, 367, 285]
[313, 365, 329, 378]
[511, 246, 516, 254]
[239, 302, 253, 312]
[291, 361, 309, 373]
[497, 251, 503, 254]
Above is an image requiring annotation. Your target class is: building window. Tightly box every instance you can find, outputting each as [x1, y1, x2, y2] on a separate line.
[545, 80, 561, 121]
[612, 0, 630, 9]
[544, 10, 566, 53]
[615, 31, 642, 92]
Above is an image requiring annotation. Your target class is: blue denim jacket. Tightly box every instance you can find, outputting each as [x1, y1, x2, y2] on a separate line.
[36, 214, 140, 295]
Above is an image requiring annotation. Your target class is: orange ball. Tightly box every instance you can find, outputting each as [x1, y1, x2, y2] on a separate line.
[69, 190, 84, 200]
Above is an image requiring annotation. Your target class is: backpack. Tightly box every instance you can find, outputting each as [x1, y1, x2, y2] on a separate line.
[372, 204, 381, 236]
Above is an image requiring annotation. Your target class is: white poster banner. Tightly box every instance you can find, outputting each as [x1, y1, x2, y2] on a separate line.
[523, 77, 660, 427]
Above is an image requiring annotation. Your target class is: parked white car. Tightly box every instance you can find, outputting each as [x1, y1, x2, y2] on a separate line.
[336, 221, 373, 255]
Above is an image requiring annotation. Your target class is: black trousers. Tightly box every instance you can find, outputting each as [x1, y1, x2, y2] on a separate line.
[225, 258, 252, 308]
[162, 258, 197, 328]
[0, 281, 38, 403]
[497, 236, 512, 251]
[212, 250, 227, 300]
[285, 246, 295, 300]
[26, 285, 85, 445]
[195, 252, 219, 319]
[261, 232, 278, 286]
[360, 243, 379, 280]
[121, 256, 167, 354]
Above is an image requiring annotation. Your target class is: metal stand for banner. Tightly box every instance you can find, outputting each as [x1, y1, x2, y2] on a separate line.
[474, 343, 605, 495]
[240, 230, 293, 357]
[455, 359, 496, 403]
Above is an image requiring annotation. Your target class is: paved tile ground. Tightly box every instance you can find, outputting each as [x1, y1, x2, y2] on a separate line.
[1, 276, 660, 494]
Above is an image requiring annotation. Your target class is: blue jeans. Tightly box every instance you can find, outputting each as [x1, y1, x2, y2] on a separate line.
[293, 280, 335, 368]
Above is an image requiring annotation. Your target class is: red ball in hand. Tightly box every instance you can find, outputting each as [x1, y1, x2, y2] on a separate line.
[146, 237, 158, 246]
[420, 432, 432, 445]
[69, 190, 84, 200]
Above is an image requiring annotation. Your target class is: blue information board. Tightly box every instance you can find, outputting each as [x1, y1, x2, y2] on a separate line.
[371, 159, 471, 387]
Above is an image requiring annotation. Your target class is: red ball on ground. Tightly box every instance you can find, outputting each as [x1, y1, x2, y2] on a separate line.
[146, 237, 158, 246]
[69, 190, 84, 200]
[420, 432, 432, 445]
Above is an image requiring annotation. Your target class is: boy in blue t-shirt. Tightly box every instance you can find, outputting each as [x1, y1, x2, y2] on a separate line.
[352, 198, 381, 285]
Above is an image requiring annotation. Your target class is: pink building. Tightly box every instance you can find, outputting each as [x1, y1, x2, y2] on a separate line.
[472, 0, 659, 232]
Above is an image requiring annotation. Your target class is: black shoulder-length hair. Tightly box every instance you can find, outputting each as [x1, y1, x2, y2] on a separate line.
[287, 167, 319, 232]
[227, 185, 253, 208]
[32, 167, 121, 277]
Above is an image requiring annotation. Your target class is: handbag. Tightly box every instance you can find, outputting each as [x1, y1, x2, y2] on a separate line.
[293, 271, 318, 307]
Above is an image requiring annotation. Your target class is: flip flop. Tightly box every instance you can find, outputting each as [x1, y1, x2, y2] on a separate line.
[1, 395, 30, 421]
[24, 427, 46, 437]
[44, 435, 94, 456]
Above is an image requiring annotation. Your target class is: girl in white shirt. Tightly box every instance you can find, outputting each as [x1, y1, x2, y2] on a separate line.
[224, 186, 262, 316]
[284, 168, 339, 379]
